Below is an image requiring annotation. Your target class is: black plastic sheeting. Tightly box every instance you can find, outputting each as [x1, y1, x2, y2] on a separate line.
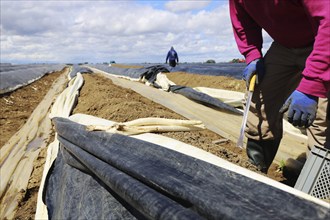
[0, 63, 66, 94]
[44, 117, 330, 220]
[90, 64, 242, 115]
[169, 85, 242, 115]
[141, 65, 170, 85]
[69, 64, 94, 78]
[90, 63, 245, 79]
[89, 64, 168, 80]
[144, 63, 245, 79]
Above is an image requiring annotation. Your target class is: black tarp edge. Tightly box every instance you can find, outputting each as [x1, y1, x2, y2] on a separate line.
[88, 65, 242, 115]
[0, 64, 67, 94]
[43, 117, 330, 220]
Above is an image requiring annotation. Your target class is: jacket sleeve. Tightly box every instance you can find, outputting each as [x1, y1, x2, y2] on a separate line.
[229, 0, 263, 64]
[296, 0, 330, 98]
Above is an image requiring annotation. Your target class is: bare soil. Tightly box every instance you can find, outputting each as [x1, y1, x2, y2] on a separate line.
[0, 70, 65, 147]
[0, 69, 287, 219]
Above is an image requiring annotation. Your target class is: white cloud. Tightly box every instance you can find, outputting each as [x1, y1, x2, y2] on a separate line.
[0, 0, 269, 64]
[165, 0, 211, 12]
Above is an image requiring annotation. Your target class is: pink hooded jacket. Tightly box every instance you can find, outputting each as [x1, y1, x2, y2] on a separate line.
[229, 0, 330, 98]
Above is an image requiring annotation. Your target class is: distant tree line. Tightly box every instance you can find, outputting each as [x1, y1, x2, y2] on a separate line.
[230, 58, 245, 63]
[204, 59, 246, 64]
[205, 59, 216, 63]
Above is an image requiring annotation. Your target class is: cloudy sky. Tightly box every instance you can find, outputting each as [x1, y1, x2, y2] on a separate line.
[1, 0, 272, 64]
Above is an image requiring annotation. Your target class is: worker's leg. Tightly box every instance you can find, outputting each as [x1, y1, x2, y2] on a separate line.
[284, 96, 330, 182]
[278, 46, 329, 181]
[245, 41, 302, 172]
[291, 43, 330, 151]
[307, 93, 330, 150]
[169, 60, 176, 68]
[246, 139, 281, 173]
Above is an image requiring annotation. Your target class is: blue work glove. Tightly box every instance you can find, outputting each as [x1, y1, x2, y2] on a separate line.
[242, 58, 265, 88]
[279, 90, 318, 128]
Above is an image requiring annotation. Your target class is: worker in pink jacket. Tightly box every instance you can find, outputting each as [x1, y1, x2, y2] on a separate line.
[229, 0, 329, 173]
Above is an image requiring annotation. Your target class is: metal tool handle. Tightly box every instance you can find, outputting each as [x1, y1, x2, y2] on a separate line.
[248, 74, 257, 92]
[237, 74, 257, 148]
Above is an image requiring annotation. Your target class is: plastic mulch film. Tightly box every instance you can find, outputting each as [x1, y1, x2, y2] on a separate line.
[43, 117, 330, 220]
[0, 64, 66, 94]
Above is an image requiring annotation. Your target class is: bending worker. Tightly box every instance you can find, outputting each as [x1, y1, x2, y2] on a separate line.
[166, 46, 179, 68]
[229, 0, 329, 173]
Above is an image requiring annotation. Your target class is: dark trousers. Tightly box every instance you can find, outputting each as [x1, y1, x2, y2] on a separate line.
[246, 41, 329, 149]
[169, 60, 177, 67]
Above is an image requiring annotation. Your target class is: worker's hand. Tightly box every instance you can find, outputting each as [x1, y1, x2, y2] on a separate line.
[279, 90, 318, 128]
[242, 58, 265, 88]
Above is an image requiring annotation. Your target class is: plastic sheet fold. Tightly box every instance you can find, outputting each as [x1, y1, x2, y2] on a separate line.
[44, 117, 330, 220]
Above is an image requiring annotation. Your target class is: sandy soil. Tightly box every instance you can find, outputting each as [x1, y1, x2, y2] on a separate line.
[1, 68, 287, 219]
[0, 70, 65, 147]
[0, 69, 66, 219]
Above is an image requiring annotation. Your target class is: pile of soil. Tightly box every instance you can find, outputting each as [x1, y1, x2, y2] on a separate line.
[72, 73, 264, 171]
[0, 70, 67, 220]
[0, 70, 65, 146]
[1, 68, 287, 219]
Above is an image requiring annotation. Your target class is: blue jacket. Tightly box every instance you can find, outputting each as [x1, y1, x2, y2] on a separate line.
[166, 48, 179, 63]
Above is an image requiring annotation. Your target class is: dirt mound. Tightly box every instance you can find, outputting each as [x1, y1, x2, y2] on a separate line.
[166, 71, 246, 92]
[0, 70, 65, 147]
[1, 70, 286, 219]
[73, 73, 260, 171]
